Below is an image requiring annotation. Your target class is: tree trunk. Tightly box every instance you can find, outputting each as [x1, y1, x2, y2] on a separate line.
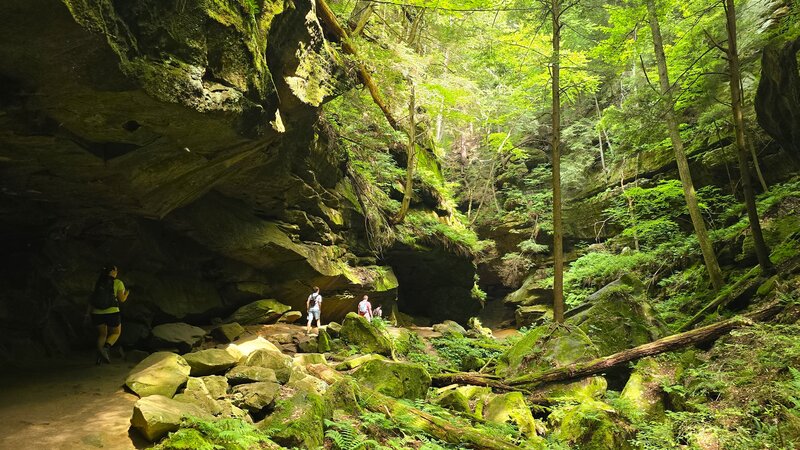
[305, 365, 526, 450]
[347, 0, 373, 36]
[595, 95, 606, 171]
[646, 0, 724, 291]
[724, 0, 773, 273]
[316, 0, 400, 131]
[430, 372, 523, 392]
[394, 82, 416, 224]
[552, 0, 565, 323]
[506, 301, 784, 388]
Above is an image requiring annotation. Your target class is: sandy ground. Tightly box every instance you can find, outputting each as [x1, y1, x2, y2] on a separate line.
[0, 351, 146, 450]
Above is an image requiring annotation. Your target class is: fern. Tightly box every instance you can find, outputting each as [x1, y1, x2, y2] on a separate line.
[324, 419, 384, 450]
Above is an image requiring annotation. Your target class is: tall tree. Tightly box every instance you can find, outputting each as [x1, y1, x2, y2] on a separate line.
[551, 0, 565, 323]
[394, 81, 417, 224]
[646, 0, 724, 291]
[723, 0, 773, 273]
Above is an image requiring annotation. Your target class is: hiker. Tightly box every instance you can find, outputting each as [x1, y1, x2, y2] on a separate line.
[86, 264, 129, 364]
[357, 295, 373, 322]
[306, 286, 323, 334]
[373, 305, 383, 319]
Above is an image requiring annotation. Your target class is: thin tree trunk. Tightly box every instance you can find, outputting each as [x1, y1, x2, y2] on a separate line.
[347, 0, 373, 36]
[551, 0, 565, 323]
[394, 82, 416, 224]
[594, 95, 606, 171]
[646, 0, 724, 291]
[316, 0, 400, 131]
[748, 135, 769, 192]
[724, 0, 773, 273]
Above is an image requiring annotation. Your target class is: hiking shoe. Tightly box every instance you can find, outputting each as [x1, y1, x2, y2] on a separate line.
[100, 347, 111, 364]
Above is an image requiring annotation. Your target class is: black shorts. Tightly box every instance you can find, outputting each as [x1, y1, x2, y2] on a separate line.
[91, 313, 121, 327]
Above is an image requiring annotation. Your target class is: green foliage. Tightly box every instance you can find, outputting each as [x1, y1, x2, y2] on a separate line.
[155, 417, 273, 450]
[324, 419, 383, 450]
[430, 333, 504, 371]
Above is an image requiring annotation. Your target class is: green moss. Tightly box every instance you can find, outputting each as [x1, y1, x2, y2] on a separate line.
[352, 360, 431, 400]
[497, 324, 599, 378]
[258, 387, 327, 448]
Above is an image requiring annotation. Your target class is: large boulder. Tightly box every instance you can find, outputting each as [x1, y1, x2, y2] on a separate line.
[232, 381, 281, 413]
[484, 392, 542, 438]
[244, 349, 293, 383]
[335, 354, 385, 371]
[150, 323, 207, 353]
[258, 385, 327, 448]
[277, 311, 303, 323]
[227, 299, 292, 325]
[182, 348, 240, 376]
[432, 320, 467, 336]
[566, 275, 668, 355]
[352, 360, 431, 400]
[339, 312, 393, 355]
[226, 366, 279, 385]
[130, 395, 210, 441]
[173, 377, 223, 415]
[229, 336, 282, 360]
[126, 352, 191, 398]
[548, 399, 633, 450]
[210, 323, 245, 343]
[496, 324, 600, 379]
[620, 357, 680, 420]
[515, 305, 552, 328]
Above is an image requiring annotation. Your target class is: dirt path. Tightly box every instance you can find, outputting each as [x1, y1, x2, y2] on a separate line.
[0, 351, 145, 450]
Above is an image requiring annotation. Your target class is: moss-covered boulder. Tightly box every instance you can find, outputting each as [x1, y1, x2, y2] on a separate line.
[126, 352, 191, 398]
[150, 323, 207, 353]
[326, 322, 342, 337]
[226, 366, 278, 385]
[484, 392, 542, 438]
[339, 312, 393, 355]
[182, 348, 240, 376]
[227, 299, 291, 325]
[210, 323, 245, 343]
[549, 399, 633, 450]
[258, 386, 327, 448]
[335, 353, 385, 370]
[515, 305, 552, 328]
[536, 376, 608, 403]
[244, 349, 293, 384]
[229, 336, 282, 360]
[352, 360, 431, 400]
[317, 328, 332, 352]
[496, 324, 600, 379]
[432, 320, 467, 336]
[232, 381, 281, 413]
[620, 357, 679, 420]
[431, 385, 471, 414]
[173, 377, 223, 415]
[567, 275, 667, 356]
[130, 394, 210, 441]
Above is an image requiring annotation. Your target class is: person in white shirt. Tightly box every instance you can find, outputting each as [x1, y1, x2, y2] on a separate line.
[306, 286, 322, 334]
[357, 295, 373, 322]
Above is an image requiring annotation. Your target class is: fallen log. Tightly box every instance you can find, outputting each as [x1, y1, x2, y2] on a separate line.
[306, 364, 526, 450]
[679, 265, 763, 331]
[430, 372, 524, 393]
[507, 301, 784, 388]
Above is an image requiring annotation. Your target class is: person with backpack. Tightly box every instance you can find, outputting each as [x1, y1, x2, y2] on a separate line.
[85, 264, 129, 364]
[357, 295, 373, 322]
[306, 286, 323, 334]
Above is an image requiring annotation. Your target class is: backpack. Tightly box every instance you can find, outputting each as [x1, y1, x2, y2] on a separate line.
[90, 277, 117, 309]
[309, 293, 321, 308]
[358, 301, 369, 313]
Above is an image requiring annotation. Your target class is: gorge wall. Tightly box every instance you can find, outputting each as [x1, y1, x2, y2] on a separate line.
[0, 0, 479, 361]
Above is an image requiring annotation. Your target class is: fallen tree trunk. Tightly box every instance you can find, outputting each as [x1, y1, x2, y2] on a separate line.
[316, 0, 400, 131]
[430, 372, 524, 393]
[306, 364, 526, 450]
[507, 301, 784, 388]
[679, 265, 764, 331]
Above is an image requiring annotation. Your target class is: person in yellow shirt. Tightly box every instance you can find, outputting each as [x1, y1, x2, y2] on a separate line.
[86, 264, 129, 364]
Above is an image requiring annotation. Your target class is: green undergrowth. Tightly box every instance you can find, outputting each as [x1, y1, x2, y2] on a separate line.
[625, 324, 800, 449]
[155, 416, 275, 450]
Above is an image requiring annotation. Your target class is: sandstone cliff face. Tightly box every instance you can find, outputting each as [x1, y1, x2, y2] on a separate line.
[0, 0, 446, 359]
